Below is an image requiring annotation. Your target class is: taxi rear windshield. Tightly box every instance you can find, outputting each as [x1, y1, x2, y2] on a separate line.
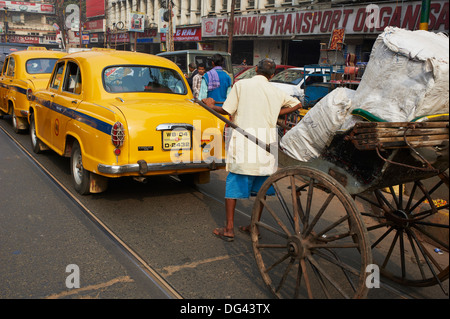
[26, 58, 58, 74]
[103, 65, 187, 94]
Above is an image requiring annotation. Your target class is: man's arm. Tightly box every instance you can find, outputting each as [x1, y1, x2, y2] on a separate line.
[201, 98, 230, 115]
[279, 102, 302, 116]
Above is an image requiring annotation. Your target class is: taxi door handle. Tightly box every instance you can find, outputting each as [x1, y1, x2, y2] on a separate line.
[50, 94, 55, 98]
[71, 100, 78, 104]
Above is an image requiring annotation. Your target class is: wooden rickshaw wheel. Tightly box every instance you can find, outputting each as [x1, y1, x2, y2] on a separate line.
[251, 166, 372, 299]
[356, 172, 449, 292]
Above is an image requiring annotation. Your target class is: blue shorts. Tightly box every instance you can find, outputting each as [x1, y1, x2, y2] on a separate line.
[225, 172, 275, 199]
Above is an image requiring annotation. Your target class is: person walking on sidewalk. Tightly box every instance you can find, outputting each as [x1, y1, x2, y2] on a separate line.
[202, 58, 302, 241]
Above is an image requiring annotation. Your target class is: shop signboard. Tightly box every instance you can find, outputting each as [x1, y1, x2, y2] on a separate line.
[110, 32, 130, 43]
[160, 27, 201, 42]
[84, 19, 105, 33]
[7, 35, 40, 44]
[82, 32, 90, 44]
[129, 11, 145, 32]
[137, 29, 160, 43]
[202, 0, 448, 38]
[0, 1, 54, 14]
[86, 0, 105, 18]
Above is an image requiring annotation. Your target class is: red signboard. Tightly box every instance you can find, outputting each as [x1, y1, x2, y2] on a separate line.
[0, 1, 54, 14]
[202, 0, 448, 37]
[110, 32, 130, 43]
[161, 27, 202, 42]
[138, 29, 158, 38]
[9, 35, 40, 44]
[84, 19, 104, 32]
[86, 0, 105, 18]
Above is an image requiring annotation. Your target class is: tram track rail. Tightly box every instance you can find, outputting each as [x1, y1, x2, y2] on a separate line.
[0, 123, 183, 299]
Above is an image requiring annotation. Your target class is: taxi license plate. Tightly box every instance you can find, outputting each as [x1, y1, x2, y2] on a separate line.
[162, 130, 192, 151]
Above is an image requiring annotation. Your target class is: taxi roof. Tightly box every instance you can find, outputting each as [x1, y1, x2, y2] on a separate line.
[9, 49, 67, 59]
[62, 50, 179, 73]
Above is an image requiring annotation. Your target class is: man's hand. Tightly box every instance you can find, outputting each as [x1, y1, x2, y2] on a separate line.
[201, 97, 216, 108]
[200, 97, 229, 115]
[279, 102, 303, 116]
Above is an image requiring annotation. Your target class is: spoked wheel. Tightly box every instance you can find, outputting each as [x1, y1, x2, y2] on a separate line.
[356, 173, 449, 294]
[251, 166, 372, 299]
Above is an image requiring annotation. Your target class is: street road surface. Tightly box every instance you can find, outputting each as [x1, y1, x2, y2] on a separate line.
[0, 116, 447, 300]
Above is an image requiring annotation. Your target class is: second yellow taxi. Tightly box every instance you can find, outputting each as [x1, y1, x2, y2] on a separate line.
[29, 49, 226, 194]
[0, 48, 66, 132]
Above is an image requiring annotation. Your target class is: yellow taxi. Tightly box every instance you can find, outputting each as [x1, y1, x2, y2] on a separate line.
[0, 48, 66, 132]
[29, 49, 226, 194]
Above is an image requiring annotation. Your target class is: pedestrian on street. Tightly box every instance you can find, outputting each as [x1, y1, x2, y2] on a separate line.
[241, 58, 248, 66]
[192, 63, 206, 99]
[185, 62, 198, 89]
[202, 58, 302, 241]
[198, 54, 232, 106]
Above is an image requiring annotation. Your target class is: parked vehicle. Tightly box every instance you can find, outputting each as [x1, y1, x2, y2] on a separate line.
[269, 66, 331, 103]
[157, 50, 233, 79]
[233, 64, 252, 79]
[0, 43, 31, 70]
[0, 47, 66, 132]
[234, 64, 295, 83]
[300, 65, 333, 107]
[29, 49, 226, 195]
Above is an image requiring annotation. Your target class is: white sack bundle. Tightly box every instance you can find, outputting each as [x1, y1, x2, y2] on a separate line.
[280, 88, 355, 162]
[349, 27, 449, 123]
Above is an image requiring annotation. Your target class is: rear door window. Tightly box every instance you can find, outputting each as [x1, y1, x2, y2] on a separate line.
[62, 62, 82, 94]
[26, 58, 59, 74]
[50, 62, 65, 90]
[6, 57, 15, 77]
[103, 65, 187, 94]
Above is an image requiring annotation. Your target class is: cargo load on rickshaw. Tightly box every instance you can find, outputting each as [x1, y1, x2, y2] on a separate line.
[249, 27, 449, 298]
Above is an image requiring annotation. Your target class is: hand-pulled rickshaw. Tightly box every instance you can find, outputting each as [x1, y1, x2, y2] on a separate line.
[197, 99, 449, 299]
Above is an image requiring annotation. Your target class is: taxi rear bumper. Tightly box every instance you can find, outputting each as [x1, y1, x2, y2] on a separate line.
[97, 158, 225, 175]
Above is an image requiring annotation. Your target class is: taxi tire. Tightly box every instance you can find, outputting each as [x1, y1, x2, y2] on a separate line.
[11, 107, 20, 134]
[70, 140, 91, 195]
[12, 106, 28, 133]
[30, 113, 43, 154]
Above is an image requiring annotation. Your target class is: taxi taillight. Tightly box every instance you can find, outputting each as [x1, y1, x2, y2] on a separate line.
[26, 88, 33, 101]
[111, 122, 125, 154]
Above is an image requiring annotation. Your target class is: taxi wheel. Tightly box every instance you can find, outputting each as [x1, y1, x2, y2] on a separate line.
[30, 113, 43, 154]
[70, 140, 91, 195]
[12, 106, 20, 133]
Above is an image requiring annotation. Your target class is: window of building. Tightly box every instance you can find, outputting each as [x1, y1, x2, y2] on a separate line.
[222, 0, 228, 11]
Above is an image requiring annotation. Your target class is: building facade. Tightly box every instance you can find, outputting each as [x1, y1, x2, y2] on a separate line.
[1, 1, 448, 66]
[1, 0, 58, 48]
[106, 0, 448, 66]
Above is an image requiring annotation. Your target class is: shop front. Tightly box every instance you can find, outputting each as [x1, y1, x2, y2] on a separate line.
[136, 29, 160, 54]
[201, 0, 449, 67]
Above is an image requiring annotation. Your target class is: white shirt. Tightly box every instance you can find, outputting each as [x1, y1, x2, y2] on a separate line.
[223, 75, 299, 176]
